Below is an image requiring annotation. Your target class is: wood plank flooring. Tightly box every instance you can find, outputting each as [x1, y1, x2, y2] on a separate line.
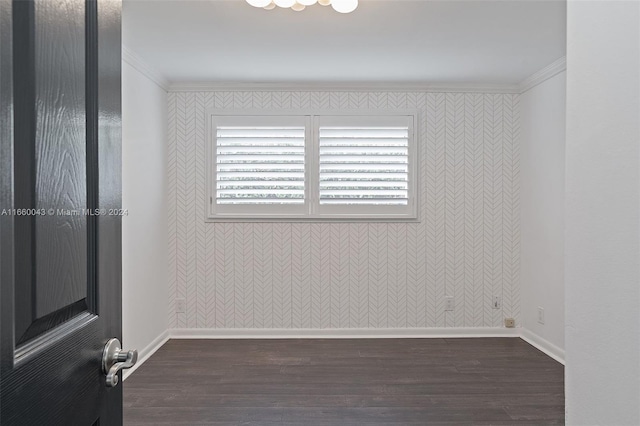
[124, 338, 564, 425]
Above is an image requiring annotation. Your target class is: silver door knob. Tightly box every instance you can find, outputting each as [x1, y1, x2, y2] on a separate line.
[102, 338, 138, 387]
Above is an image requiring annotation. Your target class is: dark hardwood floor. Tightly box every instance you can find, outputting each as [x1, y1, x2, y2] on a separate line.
[124, 338, 564, 425]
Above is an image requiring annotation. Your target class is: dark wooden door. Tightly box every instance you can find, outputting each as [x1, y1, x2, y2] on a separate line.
[0, 0, 123, 425]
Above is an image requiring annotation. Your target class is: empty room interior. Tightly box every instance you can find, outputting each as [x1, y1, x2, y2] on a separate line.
[117, 1, 638, 424]
[1, 0, 638, 425]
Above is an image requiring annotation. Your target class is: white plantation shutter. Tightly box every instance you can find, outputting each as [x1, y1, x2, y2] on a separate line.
[319, 127, 409, 205]
[216, 127, 305, 204]
[316, 115, 415, 218]
[210, 116, 309, 217]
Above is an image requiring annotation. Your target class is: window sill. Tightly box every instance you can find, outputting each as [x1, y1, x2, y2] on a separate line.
[204, 215, 420, 223]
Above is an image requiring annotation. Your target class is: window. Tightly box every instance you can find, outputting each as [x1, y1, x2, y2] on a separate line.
[207, 112, 417, 221]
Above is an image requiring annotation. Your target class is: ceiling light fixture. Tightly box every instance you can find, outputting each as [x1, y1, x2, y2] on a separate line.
[273, 0, 296, 7]
[247, 0, 272, 7]
[249, 0, 358, 14]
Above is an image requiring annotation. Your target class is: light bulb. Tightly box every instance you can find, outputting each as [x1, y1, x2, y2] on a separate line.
[318, 0, 331, 6]
[274, 0, 296, 7]
[263, 1, 276, 9]
[297, 0, 317, 5]
[291, 2, 306, 11]
[331, 0, 357, 13]
[247, 0, 272, 7]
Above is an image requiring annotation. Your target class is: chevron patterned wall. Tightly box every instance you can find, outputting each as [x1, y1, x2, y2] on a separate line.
[168, 91, 520, 330]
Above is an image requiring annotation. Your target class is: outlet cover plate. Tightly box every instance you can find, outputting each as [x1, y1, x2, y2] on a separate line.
[445, 297, 454, 311]
[176, 298, 186, 313]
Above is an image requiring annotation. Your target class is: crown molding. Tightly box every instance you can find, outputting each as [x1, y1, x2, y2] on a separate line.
[160, 58, 566, 95]
[168, 81, 521, 94]
[517, 56, 566, 93]
[122, 45, 170, 91]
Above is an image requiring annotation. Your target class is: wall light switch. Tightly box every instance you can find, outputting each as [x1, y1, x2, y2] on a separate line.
[493, 296, 501, 310]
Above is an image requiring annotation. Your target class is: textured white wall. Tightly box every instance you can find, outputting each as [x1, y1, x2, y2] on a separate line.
[168, 91, 520, 330]
[122, 62, 169, 352]
[520, 71, 566, 351]
[565, 1, 640, 424]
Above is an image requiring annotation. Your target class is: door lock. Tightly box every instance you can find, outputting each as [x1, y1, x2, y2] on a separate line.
[102, 338, 138, 387]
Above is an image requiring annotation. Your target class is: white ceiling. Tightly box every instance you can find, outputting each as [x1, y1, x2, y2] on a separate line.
[122, 0, 566, 86]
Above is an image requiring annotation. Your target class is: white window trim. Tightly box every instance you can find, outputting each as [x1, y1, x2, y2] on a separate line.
[205, 109, 420, 222]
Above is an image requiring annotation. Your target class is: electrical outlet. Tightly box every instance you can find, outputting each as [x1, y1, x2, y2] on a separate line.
[176, 298, 186, 313]
[504, 318, 515, 328]
[537, 307, 545, 324]
[445, 296, 454, 311]
[493, 296, 501, 310]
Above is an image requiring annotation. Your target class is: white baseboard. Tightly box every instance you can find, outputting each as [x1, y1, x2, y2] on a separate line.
[520, 328, 565, 365]
[123, 330, 170, 381]
[169, 327, 520, 339]
[124, 328, 564, 377]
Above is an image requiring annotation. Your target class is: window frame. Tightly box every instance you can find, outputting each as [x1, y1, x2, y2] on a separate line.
[206, 109, 419, 222]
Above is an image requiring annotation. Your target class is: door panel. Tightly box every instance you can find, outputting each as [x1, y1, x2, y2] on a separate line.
[1, 0, 123, 425]
[34, 0, 88, 321]
[15, 0, 93, 347]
